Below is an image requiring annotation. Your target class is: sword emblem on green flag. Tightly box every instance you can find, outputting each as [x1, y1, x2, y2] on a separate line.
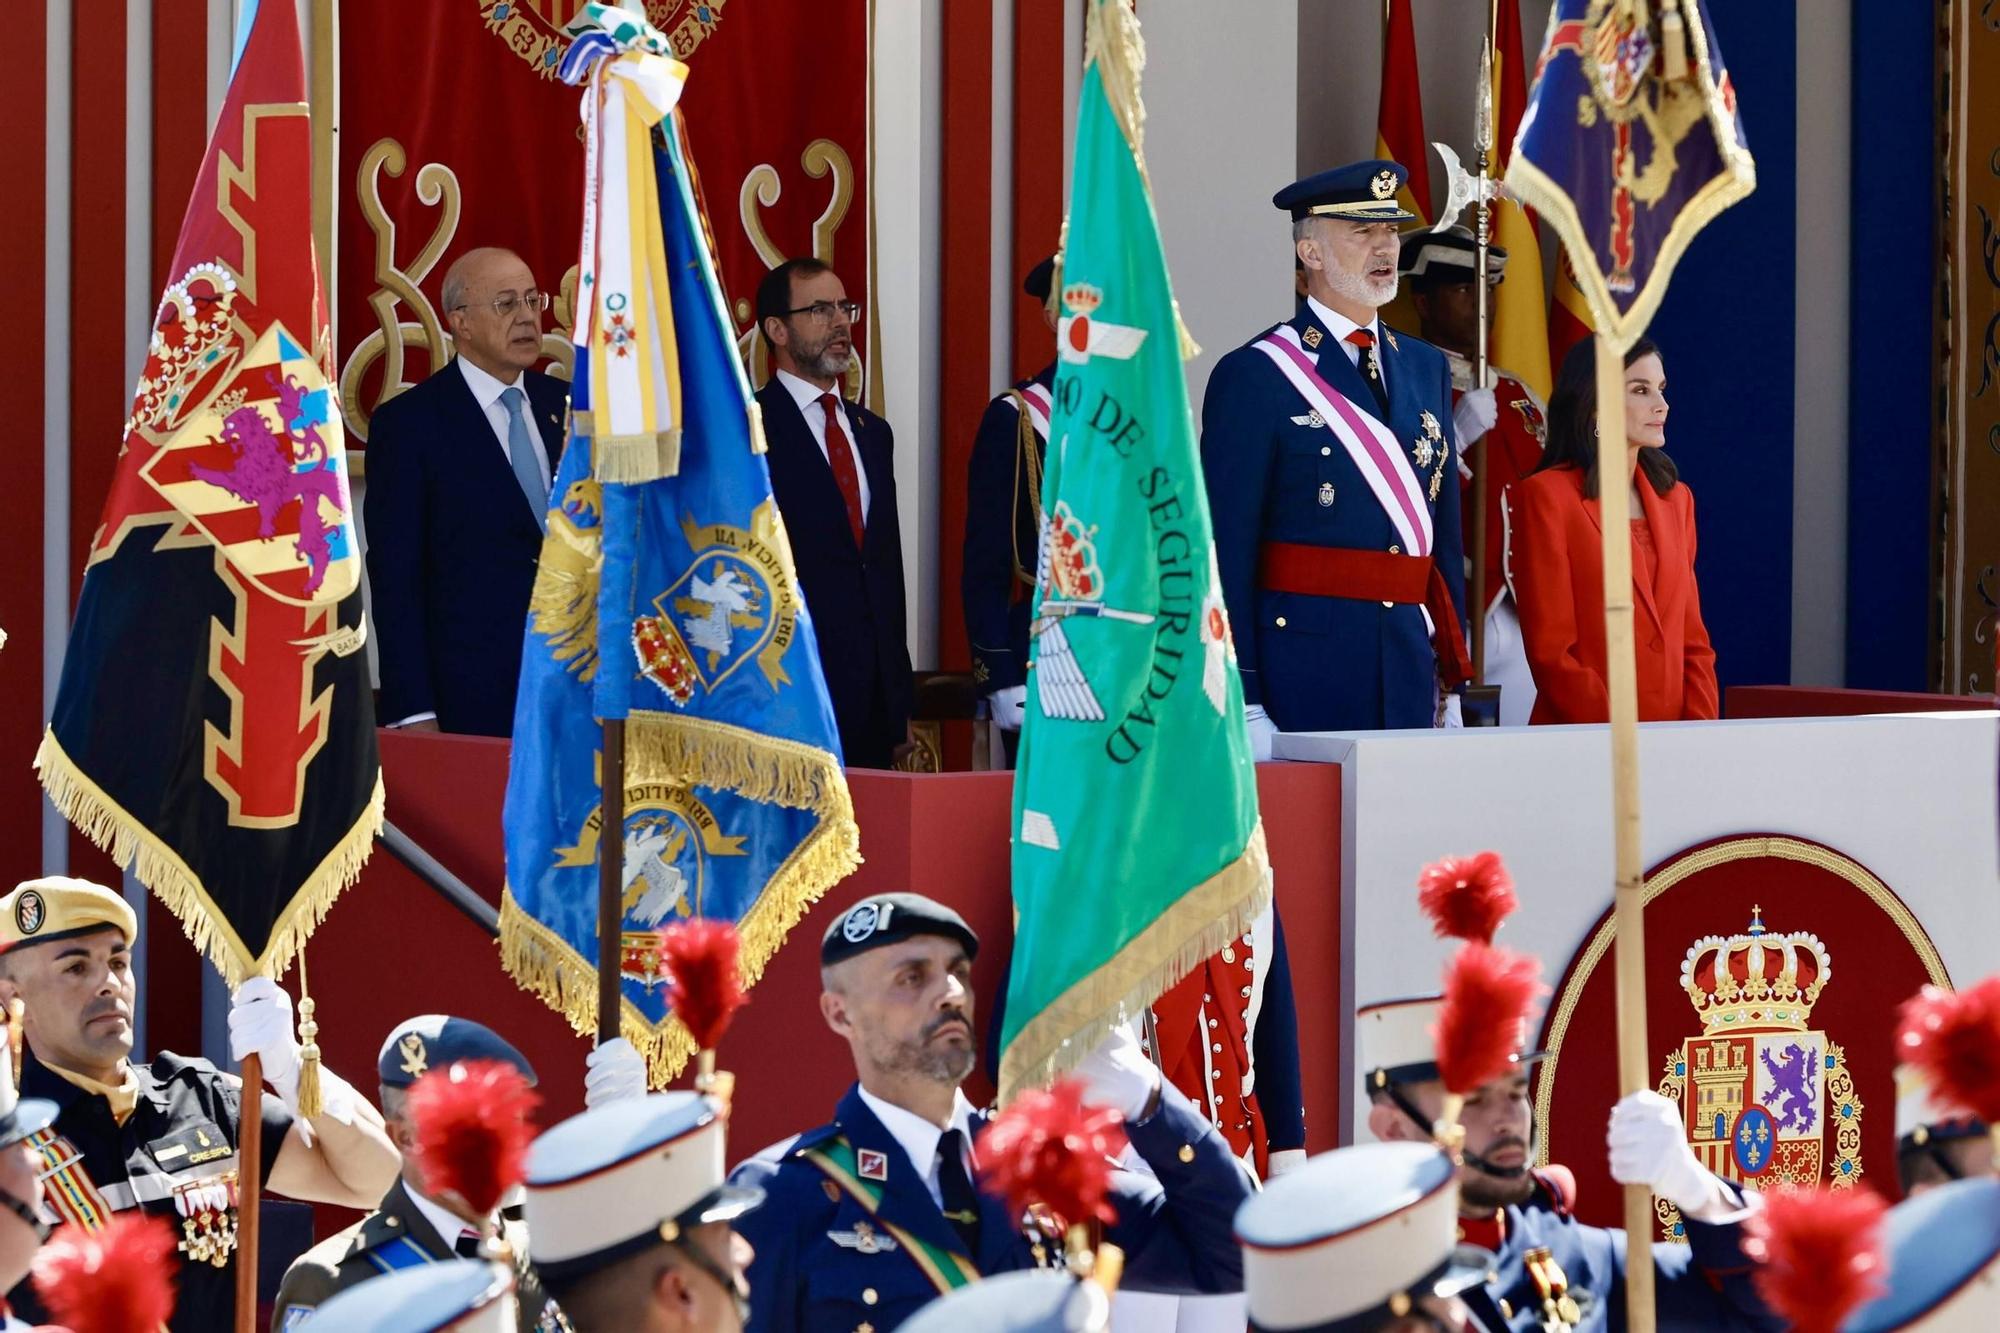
[998, 0, 1271, 1104]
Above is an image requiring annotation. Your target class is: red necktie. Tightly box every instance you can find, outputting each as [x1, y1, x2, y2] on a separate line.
[820, 393, 866, 549]
[1345, 329, 1390, 417]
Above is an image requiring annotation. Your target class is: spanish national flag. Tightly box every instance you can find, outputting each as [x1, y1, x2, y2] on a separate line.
[1487, 0, 1553, 402]
[1374, 0, 1432, 224]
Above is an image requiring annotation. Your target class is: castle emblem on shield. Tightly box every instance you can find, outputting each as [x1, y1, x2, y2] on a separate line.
[1654, 908, 1864, 1239]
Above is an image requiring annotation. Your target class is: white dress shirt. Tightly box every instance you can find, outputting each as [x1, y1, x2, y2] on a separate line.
[406, 1183, 484, 1254]
[856, 1085, 979, 1211]
[1306, 295, 1388, 396]
[456, 355, 553, 496]
[775, 368, 871, 516]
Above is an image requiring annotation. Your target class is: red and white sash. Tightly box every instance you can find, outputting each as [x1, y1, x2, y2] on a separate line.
[1252, 326, 1433, 558]
[1013, 382, 1053, 439]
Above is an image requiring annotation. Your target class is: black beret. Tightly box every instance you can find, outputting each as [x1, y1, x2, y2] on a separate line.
[1022, 254, 1057, 302]
[379, 1015, 539, 1090]
[821, 893, 980, 967]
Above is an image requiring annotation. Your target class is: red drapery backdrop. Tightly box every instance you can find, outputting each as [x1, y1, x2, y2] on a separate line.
[335, 0, 873, 443]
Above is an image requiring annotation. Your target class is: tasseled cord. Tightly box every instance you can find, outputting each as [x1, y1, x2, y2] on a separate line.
[1660, 0, 1689, 83]
[295, 948, 322, 1119]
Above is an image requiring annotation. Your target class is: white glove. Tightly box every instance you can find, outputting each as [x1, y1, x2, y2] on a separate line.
[1266, 1148, 1307, 1180]
[1440, 694, 1464, 729]
[988, 685, 1028, 733]
[1608, 1090, 1729, 1221]
[584, 1037, 649, 1108]
[229, 977, 301, 1098]
[1244, 704, 1277, 762]
[1453, 387, 1498, 448]
[1075, 1021, 1161, 1121]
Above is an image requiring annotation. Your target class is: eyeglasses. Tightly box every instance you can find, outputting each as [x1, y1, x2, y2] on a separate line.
[782, 299, 860, 323]
[452, 291, 550, 318]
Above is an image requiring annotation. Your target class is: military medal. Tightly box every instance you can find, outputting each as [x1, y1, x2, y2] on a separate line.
[173, 1170, 239, 1267]
[1523, 1245, 1581, 1330]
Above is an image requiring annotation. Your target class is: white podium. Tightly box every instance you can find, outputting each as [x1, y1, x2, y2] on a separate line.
[1275, 711, 2000, 1140]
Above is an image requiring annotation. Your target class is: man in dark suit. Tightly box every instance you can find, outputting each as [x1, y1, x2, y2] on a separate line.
[363, 246, 567, 737]
[754, 257, 913, 769]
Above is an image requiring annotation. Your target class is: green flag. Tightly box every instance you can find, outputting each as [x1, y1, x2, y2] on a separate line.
[998, 0, 1271, 1103]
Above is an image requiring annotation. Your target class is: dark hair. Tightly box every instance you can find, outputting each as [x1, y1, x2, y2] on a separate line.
[755, 257, 834, 327]
[1534, 335, 1678, 499]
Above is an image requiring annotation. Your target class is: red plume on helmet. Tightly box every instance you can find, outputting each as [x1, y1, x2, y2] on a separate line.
[662, 918, 747, 1055]
[1416, 852, 1519, 946]
[978, 1077, 1127, 1229]
[407, 1059, 541, 1220]
[31, 1212, 179, 1333]
[1744, 1185, 1889, 1333]
[1434, 942, 1546, 1097]
[1896, 978, 2000, 1125]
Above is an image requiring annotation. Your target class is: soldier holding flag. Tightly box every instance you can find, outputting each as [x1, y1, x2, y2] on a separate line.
[0, 879, 398, 1331]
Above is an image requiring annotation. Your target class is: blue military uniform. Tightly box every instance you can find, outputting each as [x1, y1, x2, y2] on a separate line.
[1455, 1173, 1780, 1333]
[1201, 161, 1469, 732]
[1843, 1176, 2000, 1330]
[729, 1079, 1251, 1333]
[961, 362, 1055, 699]
[731, 892, 1250, 1333]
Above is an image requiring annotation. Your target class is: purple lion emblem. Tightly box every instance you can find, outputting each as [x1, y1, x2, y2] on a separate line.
[189, 371, 346, 595]
[1759, 1041, 1820, 1135]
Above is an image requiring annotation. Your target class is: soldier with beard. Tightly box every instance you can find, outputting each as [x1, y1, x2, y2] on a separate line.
[1356, 997, 1781, 1332]
[1199, 160, 1471, 753]
[727, 893, 1252, 1333]
[755, 258, 915, 768]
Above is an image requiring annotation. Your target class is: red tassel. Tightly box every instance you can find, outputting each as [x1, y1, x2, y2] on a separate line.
[977, 1077, 1126, 1228]
[1434, 943, 1546, 1096]
[31, 1213, 179, 1333]
[1897, 978, 2000, 1124]
[406, 1059, 541, 1220]
[663, 918, 747, 1053]
[1417, 852, 1519, 945]
[1744, 1186, 1889, 1333]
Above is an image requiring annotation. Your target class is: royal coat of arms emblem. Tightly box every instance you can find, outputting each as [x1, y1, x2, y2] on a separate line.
[1654, 907, 1864, 1239]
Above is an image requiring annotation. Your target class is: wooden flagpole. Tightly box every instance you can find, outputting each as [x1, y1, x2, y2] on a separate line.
[234, 1051, 262, 1333]
[1594, 334, 1654, 1333]
[598, 720, 627, 1044]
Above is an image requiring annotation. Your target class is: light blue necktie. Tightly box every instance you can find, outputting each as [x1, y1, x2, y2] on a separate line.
[499, 386, 548, 532]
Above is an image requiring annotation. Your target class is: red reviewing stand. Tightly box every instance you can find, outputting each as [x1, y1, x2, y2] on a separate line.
[302, 732, 1344, 1185]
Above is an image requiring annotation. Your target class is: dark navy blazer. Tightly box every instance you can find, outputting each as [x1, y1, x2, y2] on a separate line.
[1200, 308, 1468, 731]
[757, 379, 914, 768]
[362, 362, 566, 737]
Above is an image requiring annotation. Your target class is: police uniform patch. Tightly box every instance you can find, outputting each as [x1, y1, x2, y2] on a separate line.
[15, 890, 44, 936]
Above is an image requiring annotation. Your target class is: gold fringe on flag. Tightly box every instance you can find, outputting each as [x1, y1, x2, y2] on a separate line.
[499, 723, 860, 1086]
[998, 822, 1272, 1105]
[34, 728, 385, 989]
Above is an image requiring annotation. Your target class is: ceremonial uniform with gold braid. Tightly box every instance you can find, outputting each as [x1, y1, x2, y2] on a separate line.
[3, 1045, 293, 1333]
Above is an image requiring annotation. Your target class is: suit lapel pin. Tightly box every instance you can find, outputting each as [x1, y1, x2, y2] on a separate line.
[856, 1148, 889, 1182]
[1385, 329, 1400, 351]
[1301, 325, 1323, 350]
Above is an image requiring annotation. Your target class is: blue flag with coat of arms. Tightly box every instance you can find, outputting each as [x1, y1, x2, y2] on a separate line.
[502, 13, 859, 1083]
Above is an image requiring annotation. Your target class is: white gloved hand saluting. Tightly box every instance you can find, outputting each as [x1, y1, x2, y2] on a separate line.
[1244, 704, 1277, 762]
[1075, 1020, 1162, 1122]
[229, 977, 301, 1099]
[584, 1037, 649, 1108]
[988, 685, 1028, 733]
[1608, 1090, 1731, 1222]
[1453, 386, 1498, 449]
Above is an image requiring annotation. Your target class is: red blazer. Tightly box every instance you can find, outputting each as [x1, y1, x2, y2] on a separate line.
[1507, 465, 1719, 724]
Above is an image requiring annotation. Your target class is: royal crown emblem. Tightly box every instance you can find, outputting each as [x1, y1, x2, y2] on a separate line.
[1057, 282, 1147, 365]
[1654, 908, 1863, 1240]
